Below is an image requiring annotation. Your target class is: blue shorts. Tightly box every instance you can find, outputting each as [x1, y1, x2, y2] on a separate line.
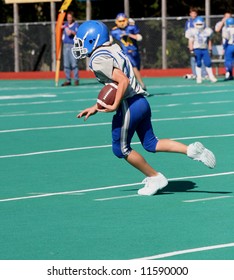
[194, 49, 211, 67]
[112, 94, 158, 158]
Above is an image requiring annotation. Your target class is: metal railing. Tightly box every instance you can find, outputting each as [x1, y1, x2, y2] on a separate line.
[0, 16, 224, 72]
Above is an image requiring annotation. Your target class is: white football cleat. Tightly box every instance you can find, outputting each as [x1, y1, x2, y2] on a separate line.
[187, 142, 216, 168]
[196, 77, 202, 84]
[138, 173, 168, 196]
[210, 76, 217, 83]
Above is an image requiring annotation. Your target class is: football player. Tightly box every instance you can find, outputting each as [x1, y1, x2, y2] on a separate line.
[110, 13, 147, 91]
[222, 17, 234, 81]
[72, 20, 216, 196]
[185, 16, 217, 83]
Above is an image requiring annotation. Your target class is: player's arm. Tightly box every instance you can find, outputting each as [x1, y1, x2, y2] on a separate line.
[128, 33, 143, 41]
[208, 39, 212, 53]
[188, 37, 194, 52]
[98, 68, 129, 113]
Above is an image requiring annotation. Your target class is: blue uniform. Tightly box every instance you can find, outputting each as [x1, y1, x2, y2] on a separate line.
[62, 21, 79, 83]
[89, 44, 157, 158]
[111, 24, 141, 70]
[185, 18, 208, 77]
[222, 26, 234, 78]
[186, 27, 213, 67]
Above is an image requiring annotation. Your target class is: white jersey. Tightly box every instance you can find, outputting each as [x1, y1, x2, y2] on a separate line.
[222, 26, 234, 44]
[89, 43, 146, 99]
[185, 27, 213, 49]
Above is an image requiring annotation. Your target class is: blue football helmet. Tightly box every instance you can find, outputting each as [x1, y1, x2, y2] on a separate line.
[72, 20, 110, 59]
[194, 16, 205, 29]
[226, 17, 234, 27]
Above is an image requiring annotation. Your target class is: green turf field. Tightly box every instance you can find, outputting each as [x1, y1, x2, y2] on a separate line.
[0, 77, 233, 260]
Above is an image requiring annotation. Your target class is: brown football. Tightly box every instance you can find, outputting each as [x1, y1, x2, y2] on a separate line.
[97, 83, 117, 109]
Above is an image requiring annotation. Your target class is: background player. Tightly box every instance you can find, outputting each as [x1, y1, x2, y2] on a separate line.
[110, 13, 147, 91]
[72, 20, 216, 196]
[184, 7, 207, 79]
[222, 17, 234, 81]
[215, 12, 232, 80]
[185, 16, 217, 84]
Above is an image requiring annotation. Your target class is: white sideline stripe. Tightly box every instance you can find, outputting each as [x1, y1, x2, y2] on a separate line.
[0, 98, 97, 107]
[0, 171, 233, 203]
[95, 173, 234, 202]
[0, 94, 56, 100]
[151, 112, 234, 122]
[0, 122, 111, 134]
[94, 194, 139, 201]
[0, 133, 233, 159]
[183, 195, 232, 203]
[0, 113, 234, 134]
[133, 242, 234, 260]
[3, 99, 231, 117]
[0, 111, 77, 117]
[0, 144, 112, 158]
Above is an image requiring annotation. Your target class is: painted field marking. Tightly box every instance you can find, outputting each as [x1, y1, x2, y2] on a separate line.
[94, 194, 139, 201]
[0, 113, 234, 134]
[0, 111, 78, 117]
[133, 242, 234, 260]
[183, 195, 233, 203]
[0, 171, 233, 203]
[0, 133, 233, 159]
[0, 94, 56, 100]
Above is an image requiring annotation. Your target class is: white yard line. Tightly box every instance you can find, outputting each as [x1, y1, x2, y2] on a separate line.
[133, 242, 234, 260]
[0, 171, 233, 203]
[0, 133, 233, 159]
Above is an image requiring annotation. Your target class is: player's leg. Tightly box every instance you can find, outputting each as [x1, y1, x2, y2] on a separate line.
[135, 100, 215, 168]
[194, 49, 203, 83]
[224, 45, 234, 81]
[156, 139, 187, 154]
[127, 52, 146, 90]
[133, 67, 146, 90]
[203, 50, 217, 82]
[190, 56, 197, 78]
[62, 44, 72, 86]
[70, 46, 79, 85]
[112, 96, 168, 195]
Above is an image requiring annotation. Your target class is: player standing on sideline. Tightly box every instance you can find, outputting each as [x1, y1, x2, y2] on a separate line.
[222, 17, 234, 81]
[184, 7, 207, 80]
[215, 12, 233, 80]
[72, 20, 216, 196]
[110, 13, 147, 91]
[61, 11, 79, 86]
[185, 16, 217, 84]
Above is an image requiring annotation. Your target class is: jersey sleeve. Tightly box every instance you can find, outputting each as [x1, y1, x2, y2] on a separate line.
[207, 27, 213, 37]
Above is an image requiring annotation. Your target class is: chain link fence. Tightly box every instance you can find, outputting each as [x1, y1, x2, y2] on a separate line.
[0, 16, 224, 72]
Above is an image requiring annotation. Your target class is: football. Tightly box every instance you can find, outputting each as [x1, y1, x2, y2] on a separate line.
[97, 83, 117, 109]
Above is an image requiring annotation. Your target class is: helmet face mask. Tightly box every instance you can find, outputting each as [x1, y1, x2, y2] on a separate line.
[72, 20, 109, 60]
[194, 16, 205, 30]
[72, 37, 88, 59]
